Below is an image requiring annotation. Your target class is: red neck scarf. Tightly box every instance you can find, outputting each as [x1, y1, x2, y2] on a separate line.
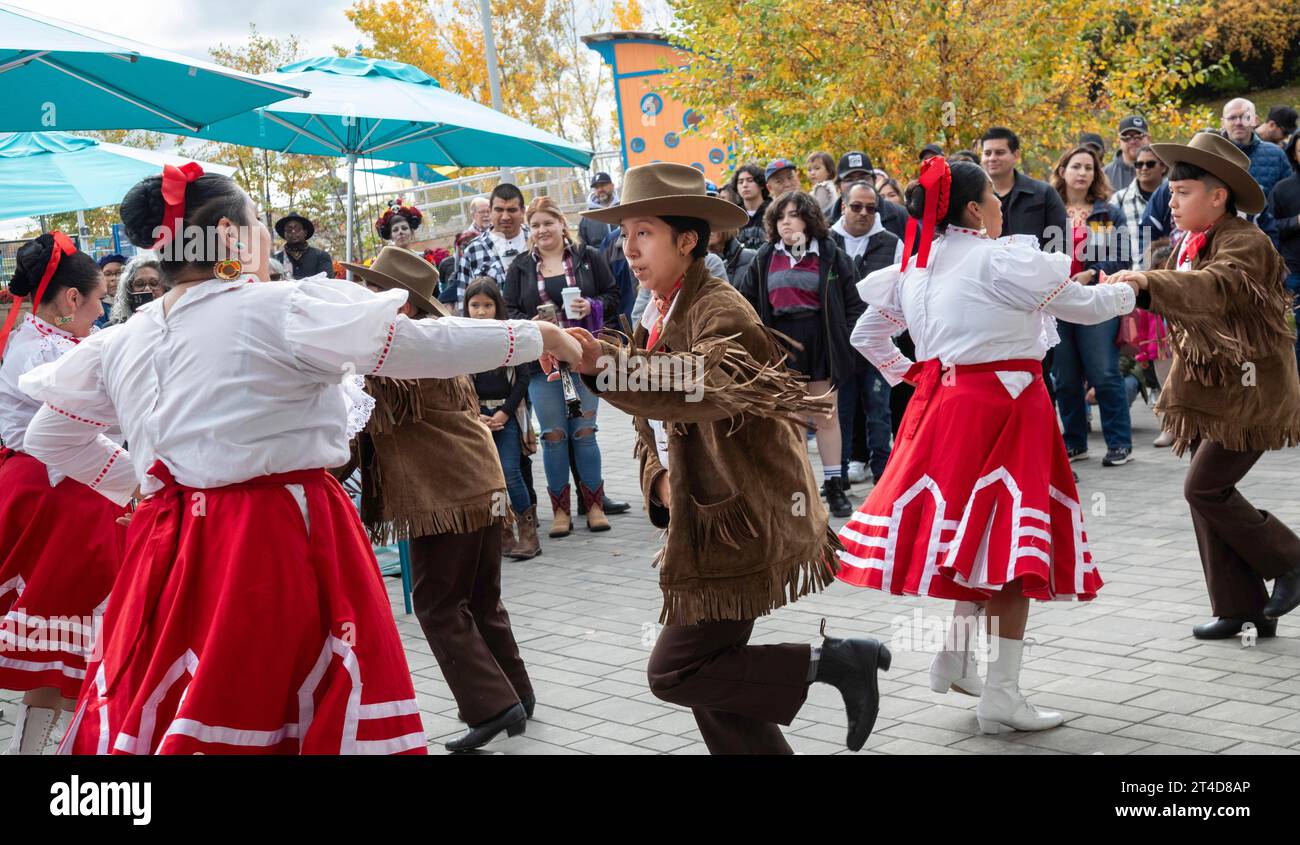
[647, 277, 684, 349]
[1179, 224, 1216, 266]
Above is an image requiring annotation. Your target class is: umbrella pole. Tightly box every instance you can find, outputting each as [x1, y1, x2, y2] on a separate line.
[345, 153, 357, 269]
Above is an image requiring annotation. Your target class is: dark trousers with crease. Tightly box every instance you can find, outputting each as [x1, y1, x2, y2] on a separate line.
[1186, 440, 1300, 618]
[409, 524, 533, 725]
[646, 619, 811, 754]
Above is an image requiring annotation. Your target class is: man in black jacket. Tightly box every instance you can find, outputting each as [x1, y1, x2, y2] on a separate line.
[830, 150, 908, 240]
[980, 127, 1068, 404]
[273, 214, 334, 280]
[979, 127, 1068, 250]
[830, 181, 903, 486]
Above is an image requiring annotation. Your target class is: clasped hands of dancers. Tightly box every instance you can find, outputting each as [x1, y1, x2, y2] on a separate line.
[1, 138, 1298, 755]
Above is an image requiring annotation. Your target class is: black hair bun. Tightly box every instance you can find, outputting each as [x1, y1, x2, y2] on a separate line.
[8, 234, 56, 297]
[118, 175, 168, 250]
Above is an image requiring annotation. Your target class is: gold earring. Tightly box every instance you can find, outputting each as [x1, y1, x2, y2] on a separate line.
[214, 259, 243, 280]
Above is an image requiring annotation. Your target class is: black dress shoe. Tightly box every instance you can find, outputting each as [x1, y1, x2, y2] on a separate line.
[814, 621, 890, 752]
[1191, 616, 1277, 640]
[445, 703, 527, 752]
[602, 495, 630, 515]
[1263, 566, 1300, 620]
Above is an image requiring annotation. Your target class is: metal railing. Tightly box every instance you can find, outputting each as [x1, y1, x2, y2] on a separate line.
[345, 149, 623, 245]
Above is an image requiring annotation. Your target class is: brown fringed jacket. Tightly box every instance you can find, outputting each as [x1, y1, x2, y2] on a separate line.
[584, 258, 840, 626]
[358, 359, 506, 544]
[1141, 214, 1300, 455]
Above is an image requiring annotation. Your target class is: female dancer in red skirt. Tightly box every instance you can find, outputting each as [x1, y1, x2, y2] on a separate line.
[0, 233, 121, 753]
[839, 158, 1136, 734]
[17, 167, 581, 755]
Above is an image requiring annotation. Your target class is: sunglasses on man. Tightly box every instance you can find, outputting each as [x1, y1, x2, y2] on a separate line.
[847, 202, 878, 214]
[1134, 160, 1162, 169]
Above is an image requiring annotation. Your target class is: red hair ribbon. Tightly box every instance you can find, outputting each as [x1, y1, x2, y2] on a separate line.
[901, 156, 952, 272]
[0, 230, 77, 360]
[150, 162, 205, 250]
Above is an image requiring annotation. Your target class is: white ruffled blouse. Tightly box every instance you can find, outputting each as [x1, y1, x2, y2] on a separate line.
[851, 227, 1136, 391]
[0, 314, 87, 485]
[18, 275, 542, 505]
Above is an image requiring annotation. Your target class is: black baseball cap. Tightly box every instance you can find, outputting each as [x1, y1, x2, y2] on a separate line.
[1117, 115, 1149, 136]
[1078, 132, 1106, 154]
[837, 151, 874, 180]
[918, 143, 944, 161]
[590, 171, 613, 187]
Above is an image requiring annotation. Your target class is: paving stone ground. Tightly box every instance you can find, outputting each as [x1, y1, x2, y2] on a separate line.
[6, 400, 1300, 756]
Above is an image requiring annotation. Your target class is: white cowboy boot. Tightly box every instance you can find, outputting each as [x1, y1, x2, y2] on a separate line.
[929, 600, 984, 696]
[6, 704, 61, 755]
[975, 636, 1063, 734]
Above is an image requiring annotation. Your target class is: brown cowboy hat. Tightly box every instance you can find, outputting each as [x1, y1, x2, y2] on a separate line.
[341, 247, 448, 318]
[580, 162, 749, 230]
[1149, 132, 1266, 214]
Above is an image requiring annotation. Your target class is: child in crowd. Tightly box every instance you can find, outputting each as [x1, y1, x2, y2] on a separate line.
[466, 277, 541, 559]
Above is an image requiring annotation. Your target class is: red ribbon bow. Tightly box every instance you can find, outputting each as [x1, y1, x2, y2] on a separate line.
[0, 230, 77, 360]
[901, 156, 952, 272]
[150, 162, 205, 250]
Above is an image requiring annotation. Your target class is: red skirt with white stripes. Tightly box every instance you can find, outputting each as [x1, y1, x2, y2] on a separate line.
[837, 359, 1101, 602]
[58, 462, 426, 755]
[0, 448, 126, 698]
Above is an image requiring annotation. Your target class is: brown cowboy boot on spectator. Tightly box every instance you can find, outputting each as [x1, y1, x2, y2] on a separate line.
[582, 483, 611, 532]
[510, 506, 542, 560]
[548, 486, 572, 538]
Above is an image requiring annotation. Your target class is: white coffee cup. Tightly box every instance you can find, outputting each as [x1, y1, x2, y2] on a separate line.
[561, 286, 583, 319]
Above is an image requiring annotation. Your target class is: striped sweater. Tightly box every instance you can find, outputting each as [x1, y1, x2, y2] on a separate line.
[767, 246, 821, 317]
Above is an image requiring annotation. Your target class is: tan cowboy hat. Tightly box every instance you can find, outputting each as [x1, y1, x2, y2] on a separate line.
[1150, 132, 1266, 214]
[580, 162, 749, 230]
[341, 247, 448, 318]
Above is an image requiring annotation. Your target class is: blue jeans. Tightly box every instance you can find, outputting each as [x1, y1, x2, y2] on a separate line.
[838, 364, 892, 479]
[490, 414, 532, 515]
[528, 371, 603, 496]
[1053, 317, 1132, 451]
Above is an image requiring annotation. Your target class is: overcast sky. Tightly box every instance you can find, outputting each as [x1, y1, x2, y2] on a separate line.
[16, 0, 363, 61]
[15, 0, 675, 62]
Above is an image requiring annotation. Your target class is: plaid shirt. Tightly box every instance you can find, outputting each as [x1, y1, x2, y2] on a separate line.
[1113, 180, 1155, 270]
[454, 226, 529, 311]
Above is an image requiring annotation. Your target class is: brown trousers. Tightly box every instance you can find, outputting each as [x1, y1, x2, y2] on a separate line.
[646, 619, 811, 755]
[408, 524, 533, 725]
[1186, 440, 1300, 618]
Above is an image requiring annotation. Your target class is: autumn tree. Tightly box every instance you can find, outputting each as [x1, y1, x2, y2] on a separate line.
[664, 0, 1222, 180]
[346, 0, 644, 151]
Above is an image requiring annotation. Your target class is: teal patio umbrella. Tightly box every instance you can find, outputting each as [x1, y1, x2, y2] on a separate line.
[0, 2, 307, 133]
[0, 132, 235, 220]
[190, 54, 593, 260]
[359, 162, 454, 184]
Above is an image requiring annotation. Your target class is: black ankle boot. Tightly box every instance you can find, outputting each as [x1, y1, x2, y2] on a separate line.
[1264, 565, 1300, 620]
[445, 703, 527, 752]
[813, 620, 890, 752]
[1191, 616, 1277, 640]
[825, 476, 853, 519]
